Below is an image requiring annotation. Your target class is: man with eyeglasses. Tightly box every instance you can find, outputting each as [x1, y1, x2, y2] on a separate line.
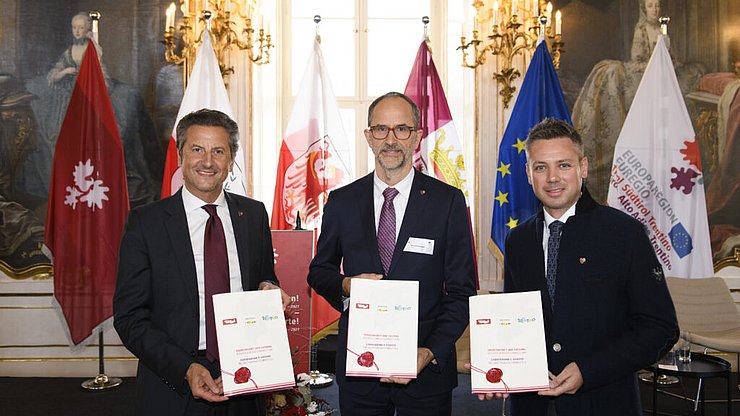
[308, 92, 476, 415]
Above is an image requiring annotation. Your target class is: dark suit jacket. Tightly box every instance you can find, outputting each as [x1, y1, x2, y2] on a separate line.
[504, 188, 678, 416]
[113, 190, 277, 415]
[308, 171, 477, 398]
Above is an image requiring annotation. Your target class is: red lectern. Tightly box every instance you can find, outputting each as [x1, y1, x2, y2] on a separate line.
[271, 230, 314, 374]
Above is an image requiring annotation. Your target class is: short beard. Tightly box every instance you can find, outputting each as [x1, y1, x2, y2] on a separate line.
[72, 37, 89, 46]
[376, 145, 410, 174]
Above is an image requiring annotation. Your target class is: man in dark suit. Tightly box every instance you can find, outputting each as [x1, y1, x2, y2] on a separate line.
[114, 109, 288, 415]
[501, 118, 678, 415]
[308, 92, 477, 416]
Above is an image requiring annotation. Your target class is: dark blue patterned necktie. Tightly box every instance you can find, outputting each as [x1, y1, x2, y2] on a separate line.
[377, 187, 399, 275]
[546, 221, 564, 311]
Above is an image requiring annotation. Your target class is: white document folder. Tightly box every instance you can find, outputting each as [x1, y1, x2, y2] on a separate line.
[213, 289, 295, 396]
[345, 279, 419, 378]
[469, 291, 550, 393]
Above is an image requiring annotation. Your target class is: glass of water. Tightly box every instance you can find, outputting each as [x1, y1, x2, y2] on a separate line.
[677, 330, 691, 363]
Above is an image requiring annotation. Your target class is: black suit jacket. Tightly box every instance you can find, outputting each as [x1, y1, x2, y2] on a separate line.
[308, 171, 476, 398]
[504, 189, 678, 416]
[113, 190, 277, 415]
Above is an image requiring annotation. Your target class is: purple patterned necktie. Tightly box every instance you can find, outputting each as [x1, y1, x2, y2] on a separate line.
[202, 204, 230, 362]
[546, 220, 564, 311]
[377, 187, 399, 275]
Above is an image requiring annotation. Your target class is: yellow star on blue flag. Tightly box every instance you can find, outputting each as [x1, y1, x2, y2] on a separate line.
[494, 191, 509, 207]
[490, 41, 572, 259]
[497, 162, 511, 178]
[512, 138, 526, 154]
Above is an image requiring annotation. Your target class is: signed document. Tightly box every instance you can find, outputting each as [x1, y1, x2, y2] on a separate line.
[469, 291, 549, 394]
[213, 290, 295, 396]
[345, 279, 419, 378]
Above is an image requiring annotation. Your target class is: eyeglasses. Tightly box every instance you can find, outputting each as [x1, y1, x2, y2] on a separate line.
[367, 124, 417, 140]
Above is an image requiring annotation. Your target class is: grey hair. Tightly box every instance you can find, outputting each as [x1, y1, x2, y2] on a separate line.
[176, 109, 239, 158]
[72, 12, 93, 32]
[367, 92, 420, 129]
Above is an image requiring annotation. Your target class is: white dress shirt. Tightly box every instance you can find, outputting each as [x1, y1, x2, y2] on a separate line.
[541, 202, 577, 276]
[342, 169, 415, 311]
[181, 186, 243, 350]
[373, 168, 415, 239]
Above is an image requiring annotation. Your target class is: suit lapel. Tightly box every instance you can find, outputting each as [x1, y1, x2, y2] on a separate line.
[358, 174, 385, 275]
[388, 171, 428, 277]
[226, 193, 251, 291]
[164, 191, 199, 314]
[533, 214, 553, 321]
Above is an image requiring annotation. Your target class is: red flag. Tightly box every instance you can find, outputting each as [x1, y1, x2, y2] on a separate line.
[404, 41, 479, 286]
[45, 43, 129, 347]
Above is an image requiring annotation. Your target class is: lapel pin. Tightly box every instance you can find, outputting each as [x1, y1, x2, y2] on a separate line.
[238, 210, 244, 217]
[579, 257, 586, 264]
[420, 189, 426, 195]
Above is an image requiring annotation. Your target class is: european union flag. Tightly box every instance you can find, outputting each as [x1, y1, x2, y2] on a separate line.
[490, 41, 571, 258]
[669, 223, 694, 258]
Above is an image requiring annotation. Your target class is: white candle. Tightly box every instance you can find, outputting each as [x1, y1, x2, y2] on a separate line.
[92, 19, 99, 43]
[555, 10, 562, 35]
[512, 0, 517, 16]
[183, 0, 188, 15]
[225, 0, 231, 12]
[462, 22, 468, 36]
[165, 6, 172, 28]
[533, 0, 538, 15]
[203, 0, 208, 11]
[546, 2, 552, 27]
[493, 2, 498, 26]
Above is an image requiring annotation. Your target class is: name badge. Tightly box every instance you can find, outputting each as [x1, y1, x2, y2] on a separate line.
[403, 237, 434, 255]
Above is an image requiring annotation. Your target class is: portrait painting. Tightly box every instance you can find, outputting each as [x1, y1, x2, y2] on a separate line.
[0, 0, 180, 280]
[551, 0, 739, 268]
[0, 0, 738, 282]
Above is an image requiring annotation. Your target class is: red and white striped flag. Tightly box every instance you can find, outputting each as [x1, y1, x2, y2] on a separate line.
[45, 43, 129, 347]
[160, 33, 247, 198]
[270, 35, 352, 230]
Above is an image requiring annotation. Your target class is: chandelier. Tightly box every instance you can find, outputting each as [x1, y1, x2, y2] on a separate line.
[163, 0, 273, 83]
[459, 0, 564, 108]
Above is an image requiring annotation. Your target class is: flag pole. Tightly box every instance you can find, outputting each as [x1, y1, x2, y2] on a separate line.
[314, 14, 328, 226]
[305, 13, 335, 389]
[81, 330, 123, 390]
[422, 15, 430, 47]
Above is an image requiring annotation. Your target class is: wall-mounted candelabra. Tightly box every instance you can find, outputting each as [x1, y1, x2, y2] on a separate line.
[163, 0, 273, 85]
[458, 0, 564, 108]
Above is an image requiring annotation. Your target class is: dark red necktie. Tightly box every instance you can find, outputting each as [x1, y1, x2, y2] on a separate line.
[202, 204, 230, 362]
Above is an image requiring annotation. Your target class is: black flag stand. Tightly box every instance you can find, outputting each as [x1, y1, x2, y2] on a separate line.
[81, 331, 123, 390]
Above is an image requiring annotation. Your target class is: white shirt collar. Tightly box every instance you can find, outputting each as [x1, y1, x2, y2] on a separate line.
[543, 200, 577, 228]
[181, 185, 227, 213]
[373, 168, 415, 199]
